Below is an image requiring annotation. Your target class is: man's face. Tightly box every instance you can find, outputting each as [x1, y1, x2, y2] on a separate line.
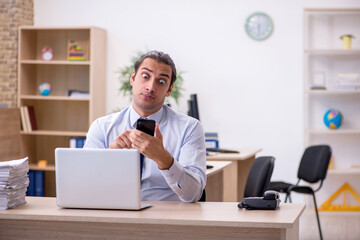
[131, 58, 174, 116]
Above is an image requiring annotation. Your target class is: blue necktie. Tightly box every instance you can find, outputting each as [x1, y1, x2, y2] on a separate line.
[140, 153, 144, 179]
[137, 117, 147, 180]
[136, 117, 148, 180]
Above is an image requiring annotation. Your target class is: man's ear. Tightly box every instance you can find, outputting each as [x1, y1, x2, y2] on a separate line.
[130, 71, 136, 86]
[166, 83, 174, 97]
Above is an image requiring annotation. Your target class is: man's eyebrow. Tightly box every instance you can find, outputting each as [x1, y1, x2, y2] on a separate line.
[159, 73, 170, 79]
[141, 67, 153, 73]
[141, 67, 170, 79]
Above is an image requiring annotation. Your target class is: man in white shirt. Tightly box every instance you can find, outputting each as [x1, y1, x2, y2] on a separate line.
[84, 50, 206, 202]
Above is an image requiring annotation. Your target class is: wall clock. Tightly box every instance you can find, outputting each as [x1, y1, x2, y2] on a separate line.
[245, 12, 273, 41]
[41, 48, 53, 61]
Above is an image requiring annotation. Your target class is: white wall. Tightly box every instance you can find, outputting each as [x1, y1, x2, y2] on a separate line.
[34, 0, 360, 183]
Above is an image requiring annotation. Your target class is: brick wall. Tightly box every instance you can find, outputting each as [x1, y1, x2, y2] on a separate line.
[0, 0, 33, 108]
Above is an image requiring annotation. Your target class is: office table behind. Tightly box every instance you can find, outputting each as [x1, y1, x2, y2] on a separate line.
[205, 161, 232, 202]
[0, 197, 305, 240]
[206, 148, 262, 202]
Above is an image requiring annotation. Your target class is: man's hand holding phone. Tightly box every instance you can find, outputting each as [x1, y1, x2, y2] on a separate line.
[131, 119, 173, 170]
[109, 119, 155, 149]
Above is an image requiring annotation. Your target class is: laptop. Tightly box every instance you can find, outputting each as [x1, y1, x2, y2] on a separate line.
[55, 148, 151, 210]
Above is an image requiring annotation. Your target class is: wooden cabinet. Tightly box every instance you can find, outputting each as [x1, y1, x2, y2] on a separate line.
[303, 9, 360, 209]
[18, 26, 106, 196]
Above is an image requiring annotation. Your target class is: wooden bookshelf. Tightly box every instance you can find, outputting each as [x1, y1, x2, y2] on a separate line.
[303, 9, 360, 216]
[18, 26, 106, 197]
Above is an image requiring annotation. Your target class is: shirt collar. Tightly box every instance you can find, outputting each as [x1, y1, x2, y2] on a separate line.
[129, 105, 165, 128]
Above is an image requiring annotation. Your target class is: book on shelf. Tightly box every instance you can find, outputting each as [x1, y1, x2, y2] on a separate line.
[19, 106, 37, 132]
[337, 73, 359, 81]
[69, 137, 86, 148]
[27, 170, 35, 196]
[23, 106, 31, 132]
[27, 106, 37, 130]
[19, 106, 28, 132]
[336, 73, 360, 89]
[26, 170, 44, 197]
[335, 80, 360, 88]
[34, 171, 44, 196]
[65, 89, 90, 98]
[334, 86, 359, 90]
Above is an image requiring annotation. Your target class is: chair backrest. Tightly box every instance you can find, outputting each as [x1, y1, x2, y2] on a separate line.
[198, 189, 206, 202]
[244, 156, 275, 198]
[297, 145, 332, 183]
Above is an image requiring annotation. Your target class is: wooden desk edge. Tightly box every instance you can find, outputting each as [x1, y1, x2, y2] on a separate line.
[0, 198, 305, 230]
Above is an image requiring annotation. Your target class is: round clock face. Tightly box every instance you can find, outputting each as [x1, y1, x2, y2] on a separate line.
[245, 12, 273, 41]
[41, 47, 53, 61]
[42, 51, 53, 61]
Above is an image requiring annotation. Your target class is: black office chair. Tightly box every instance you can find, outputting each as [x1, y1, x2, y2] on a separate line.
[244, 156, 275, 198]
[269, 145, 331, 240]
[199, 189, 206, 202]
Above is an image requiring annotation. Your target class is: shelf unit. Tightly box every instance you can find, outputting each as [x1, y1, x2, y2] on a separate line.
[18, 26, 106, 196]
[303, 9, 360, 208]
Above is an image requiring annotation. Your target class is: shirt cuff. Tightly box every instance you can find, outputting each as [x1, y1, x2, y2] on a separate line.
[160, 159, 184, 187]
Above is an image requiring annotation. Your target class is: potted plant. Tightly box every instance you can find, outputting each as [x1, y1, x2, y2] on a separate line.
[118, 51, 184, 105]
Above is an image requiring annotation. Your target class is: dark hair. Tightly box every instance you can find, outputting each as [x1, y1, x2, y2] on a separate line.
[134, 50, 177, 87]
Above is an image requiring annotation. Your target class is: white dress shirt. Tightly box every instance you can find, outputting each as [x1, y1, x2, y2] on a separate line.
[84, 105, 206, 202]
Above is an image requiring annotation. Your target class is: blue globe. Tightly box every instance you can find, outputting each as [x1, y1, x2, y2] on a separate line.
[324, 109, 342, 129]
[38, 82, 52, 96]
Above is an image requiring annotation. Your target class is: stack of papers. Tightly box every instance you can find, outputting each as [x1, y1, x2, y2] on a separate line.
[0, 157, 29, 210]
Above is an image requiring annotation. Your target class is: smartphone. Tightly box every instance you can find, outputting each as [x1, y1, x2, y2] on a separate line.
[136, 119, 155, 136]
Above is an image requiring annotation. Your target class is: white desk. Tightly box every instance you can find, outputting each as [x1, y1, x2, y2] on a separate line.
[0, 197, 305, 240]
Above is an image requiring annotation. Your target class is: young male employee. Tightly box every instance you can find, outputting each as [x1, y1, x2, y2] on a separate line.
[84, 50, 206, 202]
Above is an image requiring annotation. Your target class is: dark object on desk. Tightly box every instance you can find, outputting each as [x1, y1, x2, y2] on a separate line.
[244, 156, 275, 198]
[268, 145, 331, 240]
[238, 190, 280, 210]
[206, 148, 240, 154]
[206, 164, 214, 169]
[237, 156, 277, 209]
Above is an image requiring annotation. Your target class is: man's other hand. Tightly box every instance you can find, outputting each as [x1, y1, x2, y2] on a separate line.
[109, 129, 133, 149]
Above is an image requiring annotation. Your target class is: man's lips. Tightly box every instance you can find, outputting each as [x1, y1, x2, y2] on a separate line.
[142, 93, 155, 100]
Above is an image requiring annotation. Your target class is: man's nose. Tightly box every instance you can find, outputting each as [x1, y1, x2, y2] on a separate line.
[146, 79, 156, 92]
